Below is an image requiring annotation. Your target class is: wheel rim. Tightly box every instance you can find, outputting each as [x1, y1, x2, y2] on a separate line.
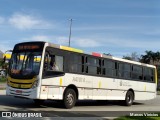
[66, 93, 74, 105]
[127, 94, 132, 104]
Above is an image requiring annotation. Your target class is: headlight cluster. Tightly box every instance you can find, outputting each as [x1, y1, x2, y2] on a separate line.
[32, 80, 39, 89]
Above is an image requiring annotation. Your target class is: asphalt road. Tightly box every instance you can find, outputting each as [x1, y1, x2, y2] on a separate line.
[0, 90, 160, 119]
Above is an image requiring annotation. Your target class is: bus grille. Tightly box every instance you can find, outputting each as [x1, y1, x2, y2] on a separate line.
[7, 76, 36, 89]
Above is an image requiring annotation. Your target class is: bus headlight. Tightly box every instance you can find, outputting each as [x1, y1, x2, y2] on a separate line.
[32, 80, 38, 89]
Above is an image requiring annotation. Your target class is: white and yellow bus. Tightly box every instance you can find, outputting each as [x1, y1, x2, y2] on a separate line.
[6, 41, 157, 108]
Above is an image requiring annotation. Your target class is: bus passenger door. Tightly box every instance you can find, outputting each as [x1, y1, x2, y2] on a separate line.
[41, 48, 65, 100]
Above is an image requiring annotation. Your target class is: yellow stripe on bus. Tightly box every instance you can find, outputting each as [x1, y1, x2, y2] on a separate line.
[98, 81, 101, 88]
[60, 78, 62, 86]
[60, 46, 83, 53]
[144, 85, 146, 91]
[155, 68, 158, 85]
[8, 82, 32, 88]
[7, 76, 36, 84]
[21, 84, 32, 88]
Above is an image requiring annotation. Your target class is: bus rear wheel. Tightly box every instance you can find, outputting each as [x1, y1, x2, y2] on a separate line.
[125, 91, 134, 106]
[63, 88, 76, 109]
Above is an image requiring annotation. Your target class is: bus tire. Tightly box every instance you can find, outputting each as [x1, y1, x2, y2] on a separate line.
[33, 99, 44, 105]
[125, 91, 134, 106]
[63, 88, 76, 109]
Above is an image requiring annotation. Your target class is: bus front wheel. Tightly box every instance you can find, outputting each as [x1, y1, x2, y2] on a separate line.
[125, 91, 134, 106]
[63, 88, 77, 109]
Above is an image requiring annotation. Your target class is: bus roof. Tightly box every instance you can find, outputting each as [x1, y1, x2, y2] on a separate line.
[46, 42, 156, 68]
[11, 41, 155, 68]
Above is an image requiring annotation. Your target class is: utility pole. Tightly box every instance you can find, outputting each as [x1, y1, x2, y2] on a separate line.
[69, 18, 72, 47]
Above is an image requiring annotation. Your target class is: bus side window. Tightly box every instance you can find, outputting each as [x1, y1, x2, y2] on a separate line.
[43, 51, 64, 78]
[132, 65, 142, 80]
[143, 67, 154, 82]
[49, 55, 63, 71]
[103, 59, 113, 76]
[113, 62, 117, 77]
[118, 63, 124, 78]
[56, 56, 64, 71]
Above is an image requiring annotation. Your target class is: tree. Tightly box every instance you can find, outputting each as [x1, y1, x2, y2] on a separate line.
[140, 51, 160, 79]
[103, 53, 112, 56]
[123, 52, 140, 61]
[0, 58, 3, 69]
[155, 51, 160, 65]
[140, 51, 159, 65]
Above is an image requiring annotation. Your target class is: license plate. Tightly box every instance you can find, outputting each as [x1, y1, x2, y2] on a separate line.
[16, 90, 22, 94]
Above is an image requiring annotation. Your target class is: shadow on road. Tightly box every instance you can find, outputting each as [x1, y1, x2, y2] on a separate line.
[0, 95, 144, 110]
[0, 95, 150, 118]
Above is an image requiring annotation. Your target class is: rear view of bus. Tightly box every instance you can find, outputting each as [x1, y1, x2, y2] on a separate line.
[6, 42, 44, 100]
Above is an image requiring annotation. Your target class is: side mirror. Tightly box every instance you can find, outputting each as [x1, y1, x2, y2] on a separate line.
[3, 56, 6, 64]
[3, 50, 12, 64]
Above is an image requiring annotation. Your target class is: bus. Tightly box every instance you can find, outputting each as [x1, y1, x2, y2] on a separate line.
[6, 41, 157, 109]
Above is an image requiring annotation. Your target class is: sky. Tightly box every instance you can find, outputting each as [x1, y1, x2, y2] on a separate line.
[0, 0, 160, 57]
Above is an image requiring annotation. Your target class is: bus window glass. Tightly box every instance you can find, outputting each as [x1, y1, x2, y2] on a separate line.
[124, 71, 130, 79]
[87, 57, 99, 66]
[46, 55, 64, 72]
[88, 66, 97, 74]
[144, 68, 154, 81]
[124, 64, 131, 71]
[119, 63, 124, 70]
[133, 65, 142, 73]
[69, 64, 82, 73]
[43, 52, 64, 77]
[106, 69, 113, 76]
[118, 63, 124, 78]
[112, 62, 117, 77]
[55, 56, 63, 71]
[71, 54, 82, 64]
[132, 65, 143, 80]
[104, 60, 112, 68]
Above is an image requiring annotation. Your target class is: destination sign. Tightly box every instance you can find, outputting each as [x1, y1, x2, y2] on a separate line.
[17, 45, 40, 50]
[14, 42, 44, 51]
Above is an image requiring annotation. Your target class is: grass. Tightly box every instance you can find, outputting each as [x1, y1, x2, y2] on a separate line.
[0, 88, 5, 90]
[0, 76, 6, 89]
[115, 116, 160, 120]
[115, 113, 160, 120]
[0, 76, 6, 83]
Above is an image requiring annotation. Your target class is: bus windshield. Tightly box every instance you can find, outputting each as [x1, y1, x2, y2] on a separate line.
[9, 51, 42, 79]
